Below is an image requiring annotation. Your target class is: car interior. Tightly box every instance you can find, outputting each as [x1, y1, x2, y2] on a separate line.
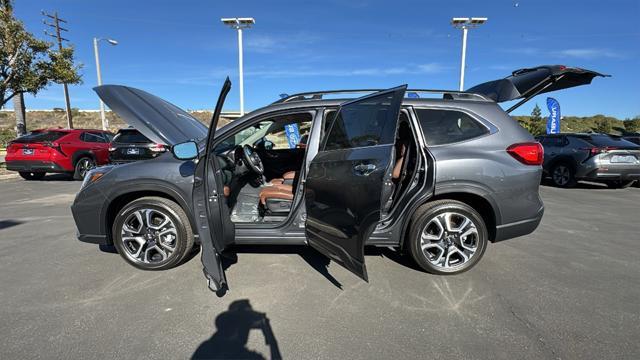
[213, 109, 418, 225]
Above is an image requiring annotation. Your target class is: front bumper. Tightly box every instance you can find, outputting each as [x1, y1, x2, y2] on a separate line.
[493, 205, 544, 242]
[71, 186, 110, 245]
[6, 160, 66, 173]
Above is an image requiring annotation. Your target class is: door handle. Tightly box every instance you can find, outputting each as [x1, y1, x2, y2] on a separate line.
[354, 163, 376, 176]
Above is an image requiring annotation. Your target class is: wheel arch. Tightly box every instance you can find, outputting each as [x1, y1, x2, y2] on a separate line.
[103, 186, 197, 245]
[72, 150, 96, 166]
[401, 189, 500, 249]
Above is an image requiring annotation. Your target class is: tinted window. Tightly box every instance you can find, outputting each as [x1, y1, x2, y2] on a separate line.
[576, 134, 639, 148]
[415, 109, 489, 145]
[324, 92, 400, 151]
[12, 131, 68, 143]
[541, 136, 564, 147]
[82, 132, 108, 143]
[113, 130, 152, 144]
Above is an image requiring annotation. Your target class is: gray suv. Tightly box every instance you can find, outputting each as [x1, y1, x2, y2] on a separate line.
[71, 65, 604, 295]
[537, 133, 640, 188]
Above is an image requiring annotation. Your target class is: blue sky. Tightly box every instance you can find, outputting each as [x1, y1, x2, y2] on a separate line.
[8, 0, 640, 118]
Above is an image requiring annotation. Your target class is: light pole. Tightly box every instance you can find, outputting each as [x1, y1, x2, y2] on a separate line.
[451, 17, 487, 91]
[93, 37, 118, 130]
[221, 17, 255, 116]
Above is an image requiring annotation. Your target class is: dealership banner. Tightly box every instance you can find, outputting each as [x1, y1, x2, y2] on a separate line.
[284, 123, 301, 149]
[546, 97, 561, 134]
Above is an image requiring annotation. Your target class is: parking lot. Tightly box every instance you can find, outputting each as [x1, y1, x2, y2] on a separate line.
[0, 176, 638, 359]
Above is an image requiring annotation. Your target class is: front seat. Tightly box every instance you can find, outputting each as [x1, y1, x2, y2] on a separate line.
[259, 184, 294, 214]
[269, 170, 295, 185]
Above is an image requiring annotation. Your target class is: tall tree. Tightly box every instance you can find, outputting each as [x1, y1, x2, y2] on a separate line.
[0, 1, 82, 135]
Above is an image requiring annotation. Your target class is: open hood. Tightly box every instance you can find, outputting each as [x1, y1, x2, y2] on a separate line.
[94, 85, 208, 145]
[467, 65, 609, 113]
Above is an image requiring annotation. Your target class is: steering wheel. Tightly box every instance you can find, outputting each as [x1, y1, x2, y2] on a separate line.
[241, 145, 264, 175]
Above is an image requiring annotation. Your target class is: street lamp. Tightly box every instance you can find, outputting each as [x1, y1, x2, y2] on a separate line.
[221, 17, 255, 116]
[451, 17, 487, 91]
[93, 37, 118, 130]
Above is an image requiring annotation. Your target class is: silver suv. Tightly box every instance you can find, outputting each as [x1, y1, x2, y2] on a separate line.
[72, 65, 605, 295]
[538, 133, 640, 188]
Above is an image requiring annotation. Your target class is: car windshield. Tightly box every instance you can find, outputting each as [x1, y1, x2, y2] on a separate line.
[12, 130, 67, 143]
[113, 130, 152, 144]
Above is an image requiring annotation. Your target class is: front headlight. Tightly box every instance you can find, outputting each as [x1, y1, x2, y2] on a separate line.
[81, 165, 115, 190]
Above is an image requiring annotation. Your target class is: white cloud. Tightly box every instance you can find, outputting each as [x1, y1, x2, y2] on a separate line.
[558, 48, 623, 59]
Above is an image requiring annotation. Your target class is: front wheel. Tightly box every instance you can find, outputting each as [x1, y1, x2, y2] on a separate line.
[112, 197, 194, 270]
[407, 200, 488, 275]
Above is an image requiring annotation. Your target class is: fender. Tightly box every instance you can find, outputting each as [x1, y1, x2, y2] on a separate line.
[433, 180, 503, 225]
[100, 179, 198, 237]
[72, 150, 96, 166]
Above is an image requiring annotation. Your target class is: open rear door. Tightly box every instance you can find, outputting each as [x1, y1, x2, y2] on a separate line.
[466, 65, 608, 113]
[304, 85, 406, 281]
[194, 78, 234, 295]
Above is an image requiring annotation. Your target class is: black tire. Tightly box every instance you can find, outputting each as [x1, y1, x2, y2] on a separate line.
[112, 197, 194, 270]
[550, 163, 576, 188]
[73, 156, 95, 180]
[605, 180, 636, 189]
[19, 171, 46, 180]
[407, 200, 488, 275]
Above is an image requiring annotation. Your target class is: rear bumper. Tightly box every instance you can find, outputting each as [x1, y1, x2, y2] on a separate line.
[5, 160, 66, 173]
[580, 167, 640, 181]
[493, 205, 544, 242]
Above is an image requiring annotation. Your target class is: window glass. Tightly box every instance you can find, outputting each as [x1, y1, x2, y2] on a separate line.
[415, 109, 489, 145]
[82, 132, 108, 143]
[112, 130, 151, 144]
[13, 131, 67, 143]
[324, 92, 399, 151]
[577, 134, 639, 148]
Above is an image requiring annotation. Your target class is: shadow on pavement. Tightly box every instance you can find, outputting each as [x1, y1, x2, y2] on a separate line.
[38, 173, 75, 182]
[192, 299, 282, 360]
[0, 219, 23, 230]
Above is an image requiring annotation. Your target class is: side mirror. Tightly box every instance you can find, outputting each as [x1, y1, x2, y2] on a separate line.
[172, 141, 198, 160]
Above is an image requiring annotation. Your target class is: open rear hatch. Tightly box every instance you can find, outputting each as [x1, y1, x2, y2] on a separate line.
[467, 65, 609, 113]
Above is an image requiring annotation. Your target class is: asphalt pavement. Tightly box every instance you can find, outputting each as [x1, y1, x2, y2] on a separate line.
[0, 175, 639, 359]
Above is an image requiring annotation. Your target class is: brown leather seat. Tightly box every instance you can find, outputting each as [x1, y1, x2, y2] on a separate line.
[269, 170, 295, 185]
[259, 184, 293, 205]
[392, 143, 407, 180]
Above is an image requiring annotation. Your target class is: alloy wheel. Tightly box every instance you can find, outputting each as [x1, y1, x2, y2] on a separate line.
[419, 212, 479, 269]
[552, 165, 571, 186]
[119, 208, 178, 265]
[77, 158, 95, 179]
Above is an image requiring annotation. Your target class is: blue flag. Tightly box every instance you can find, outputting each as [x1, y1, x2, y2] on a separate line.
[284, 123, 300, 149]
[546, 97, 561, 134]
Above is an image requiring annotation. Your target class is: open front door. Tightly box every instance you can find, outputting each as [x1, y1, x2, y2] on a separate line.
[194, 78, 234, 295]
[304, 85, 406, 281]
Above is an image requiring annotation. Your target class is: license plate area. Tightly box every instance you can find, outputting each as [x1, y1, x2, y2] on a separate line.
[611, 155, 636, 163]
[126, 148, 140, 155]
[22, 149, 34, 155]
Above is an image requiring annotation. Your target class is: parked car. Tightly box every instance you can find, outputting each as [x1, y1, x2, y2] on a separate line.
[6, 128, 113, 180]
[71, 65, 605, 295]
[536, 133, 640, 188]
[622, 134, 640, 145]
[109, 128, 167, 163]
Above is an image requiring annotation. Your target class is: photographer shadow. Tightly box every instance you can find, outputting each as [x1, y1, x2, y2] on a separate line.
[192, 299, 282, 360]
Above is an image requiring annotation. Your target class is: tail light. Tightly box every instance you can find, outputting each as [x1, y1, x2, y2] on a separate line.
[507, 142, 544, 166]
[581, 146, 618, 157]
[150, 143, 167, 153]
[108, 146, 116, 152]
[44, 141, 67, 156]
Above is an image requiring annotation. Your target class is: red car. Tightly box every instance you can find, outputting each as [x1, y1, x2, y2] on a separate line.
[5, 128, 113, 180]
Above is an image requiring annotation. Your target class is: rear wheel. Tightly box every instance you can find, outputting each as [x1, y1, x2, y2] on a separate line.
[605, 180, 635, 189]
[73, 156, 95, 180]
[112, 197, 194, 270]
[408, 200, 488, 275]
[550, 163, 576, 188]
[19, 171, 46, 180]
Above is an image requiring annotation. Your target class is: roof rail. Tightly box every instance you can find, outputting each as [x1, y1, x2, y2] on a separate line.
[272, 89, 492, 104]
